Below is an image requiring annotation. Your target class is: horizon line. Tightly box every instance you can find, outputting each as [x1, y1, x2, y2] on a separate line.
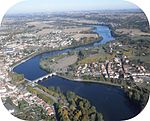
[5, 8, 142, 16]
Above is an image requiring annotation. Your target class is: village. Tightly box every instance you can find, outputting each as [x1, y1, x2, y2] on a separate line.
[0, 8, 150, 121]
[74, 41, 150, 84]
[0, 69, 56, 120]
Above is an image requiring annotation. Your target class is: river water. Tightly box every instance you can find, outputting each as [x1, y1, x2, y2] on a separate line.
[13, 25, 141, 121]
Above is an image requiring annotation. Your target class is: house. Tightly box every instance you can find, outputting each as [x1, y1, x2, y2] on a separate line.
[0, 87, 6, 93]
[47, 107, 54, 116]
[7, 83, 16, 90]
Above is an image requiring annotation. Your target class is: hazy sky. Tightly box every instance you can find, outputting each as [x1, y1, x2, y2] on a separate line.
[7, 0, 139, 14]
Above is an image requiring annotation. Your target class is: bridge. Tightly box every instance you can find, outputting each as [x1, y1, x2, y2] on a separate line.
[33, 72, 57, 83]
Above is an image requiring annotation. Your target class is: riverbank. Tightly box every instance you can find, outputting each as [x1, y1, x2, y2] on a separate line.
[10, 52, 37, 70]
[57, 74, 121, 88]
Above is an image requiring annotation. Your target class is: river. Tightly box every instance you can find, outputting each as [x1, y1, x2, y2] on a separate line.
[13, 25, 141, 121]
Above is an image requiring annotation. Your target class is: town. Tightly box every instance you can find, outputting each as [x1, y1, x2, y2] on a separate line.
[0, 8, 150, 121]
[74, 41, 150, 83]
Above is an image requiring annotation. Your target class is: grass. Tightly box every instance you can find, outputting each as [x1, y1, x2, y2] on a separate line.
[78, 53, 115, 64]
[45, 53, 67, 61]
[27, 85, 54, 105]
[123, 48, 133, 57]
[78, 46, 115, 64]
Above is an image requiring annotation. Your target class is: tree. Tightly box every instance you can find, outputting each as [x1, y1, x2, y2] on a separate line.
[79, 101, 84, 109]
[78, 50, 85, 59]
[89, 106, 96, 114]
[90, 114, 96, 121]
[96, 113, 104, 121]
[18, 100, 29, 109]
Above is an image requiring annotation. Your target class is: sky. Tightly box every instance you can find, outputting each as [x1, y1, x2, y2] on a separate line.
[7, 0, 139, 14]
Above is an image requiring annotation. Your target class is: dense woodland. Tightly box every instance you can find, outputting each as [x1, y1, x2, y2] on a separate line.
[55, 91, 103, 121]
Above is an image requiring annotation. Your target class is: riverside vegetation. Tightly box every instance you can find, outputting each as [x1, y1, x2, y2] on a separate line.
[27, 84, 104, 121]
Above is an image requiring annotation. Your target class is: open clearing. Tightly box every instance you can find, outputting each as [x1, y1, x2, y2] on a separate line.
[63, 27, 92, 33]
[72, 33, 99, 41]
[27, 21, 50, 29]
[51, 55, 78, 72]
[115, 28, 150, 36]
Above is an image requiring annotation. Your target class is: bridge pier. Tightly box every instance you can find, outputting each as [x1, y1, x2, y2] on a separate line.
[32, 72, 56, 83]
